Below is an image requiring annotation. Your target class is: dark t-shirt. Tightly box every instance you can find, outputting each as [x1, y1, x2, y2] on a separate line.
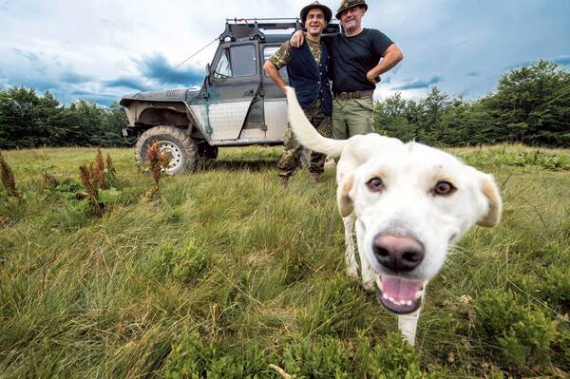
[327, 28, 393, 93]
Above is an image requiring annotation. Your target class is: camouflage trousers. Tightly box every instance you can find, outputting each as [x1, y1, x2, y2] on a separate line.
[277, 99, 332, 178]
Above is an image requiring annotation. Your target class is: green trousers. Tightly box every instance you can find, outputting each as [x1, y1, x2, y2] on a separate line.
[332, 96, 375, 139]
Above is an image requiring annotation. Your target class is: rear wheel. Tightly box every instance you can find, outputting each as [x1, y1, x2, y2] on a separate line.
[135, 126, 198, 175]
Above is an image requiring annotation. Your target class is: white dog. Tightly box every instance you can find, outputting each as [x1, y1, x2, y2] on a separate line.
[286, 87, 502, 345]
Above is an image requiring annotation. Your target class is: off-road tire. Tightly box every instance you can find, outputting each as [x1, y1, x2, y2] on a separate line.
[135, 125, 198, 175]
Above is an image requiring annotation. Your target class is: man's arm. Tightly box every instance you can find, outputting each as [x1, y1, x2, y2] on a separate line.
[263, 60, 287, 94]
[366, 43, 404, 84]
[291, 30, 333, 48]
[263, 42, 291, 94]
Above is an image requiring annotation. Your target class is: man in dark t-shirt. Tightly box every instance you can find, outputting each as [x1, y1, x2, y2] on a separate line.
[292, 0, 403, 139]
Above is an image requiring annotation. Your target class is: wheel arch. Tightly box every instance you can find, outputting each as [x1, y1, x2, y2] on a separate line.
[123, 101, 206, 138]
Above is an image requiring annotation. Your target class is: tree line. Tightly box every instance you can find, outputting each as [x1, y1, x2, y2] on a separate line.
[374, 60, 570, 147]
[0, 89, 129, 149]
[0, 60, 569, 149]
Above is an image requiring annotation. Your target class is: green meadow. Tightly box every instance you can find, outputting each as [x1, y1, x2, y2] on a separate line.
[0, 145, 569, 378]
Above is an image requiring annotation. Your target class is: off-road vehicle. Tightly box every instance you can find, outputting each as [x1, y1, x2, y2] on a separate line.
[120, 18, 339, 174]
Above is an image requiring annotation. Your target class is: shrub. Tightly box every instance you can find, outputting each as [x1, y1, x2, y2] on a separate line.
[353, 333, 430, 378]
[281, 333, 431, 378]
[475, 289, 559, 372]
[162, 331, 267, 378]
[282, 336, 351, 378]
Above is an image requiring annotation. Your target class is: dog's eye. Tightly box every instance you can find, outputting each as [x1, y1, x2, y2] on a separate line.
[434, 181, 456, 196]
[366, 177, 384, 192]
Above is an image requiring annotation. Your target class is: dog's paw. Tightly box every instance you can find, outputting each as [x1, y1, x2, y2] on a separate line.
[362, 280, 375, 292]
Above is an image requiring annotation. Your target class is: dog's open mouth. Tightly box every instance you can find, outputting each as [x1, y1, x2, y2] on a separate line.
[375, 275, 424, 314]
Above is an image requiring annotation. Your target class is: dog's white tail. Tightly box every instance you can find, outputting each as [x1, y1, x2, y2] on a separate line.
[286, 86, 346, 158]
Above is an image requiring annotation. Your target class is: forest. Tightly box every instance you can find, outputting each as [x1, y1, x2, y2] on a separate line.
[1, 60, 569, 149]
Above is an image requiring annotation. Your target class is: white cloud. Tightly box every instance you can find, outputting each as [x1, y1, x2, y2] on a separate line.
[0, 0, 568, 105]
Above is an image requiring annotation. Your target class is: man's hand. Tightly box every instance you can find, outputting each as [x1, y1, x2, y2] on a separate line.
[366, 71, 381, 85]
[366, 44, 404, 84]
[290, 30, 306, 48]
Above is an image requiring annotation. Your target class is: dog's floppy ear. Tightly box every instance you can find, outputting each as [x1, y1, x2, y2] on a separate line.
[477, 174, 502, 227]
[337, 174, 355, 217]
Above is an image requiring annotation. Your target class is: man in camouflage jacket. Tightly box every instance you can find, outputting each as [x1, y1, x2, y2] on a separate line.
[263, 1, 334, 186]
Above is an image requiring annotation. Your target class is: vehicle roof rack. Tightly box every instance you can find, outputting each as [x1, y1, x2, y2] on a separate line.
[218, 18, 339, 42]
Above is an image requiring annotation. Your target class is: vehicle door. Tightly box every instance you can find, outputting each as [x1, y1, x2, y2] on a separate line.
[204, 41, 262, 144]
[261, 44, 289, 143]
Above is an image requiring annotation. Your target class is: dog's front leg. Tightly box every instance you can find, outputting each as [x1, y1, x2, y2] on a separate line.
[343, 215, 359, 280]
[355, 220, 375, 291]
[397, 307, 421, 346]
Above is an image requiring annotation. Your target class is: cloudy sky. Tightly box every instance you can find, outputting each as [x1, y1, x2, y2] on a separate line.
[1, 0, 569, 106]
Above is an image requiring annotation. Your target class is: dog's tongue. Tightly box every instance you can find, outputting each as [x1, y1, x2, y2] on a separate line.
[380, 275, 423, 301]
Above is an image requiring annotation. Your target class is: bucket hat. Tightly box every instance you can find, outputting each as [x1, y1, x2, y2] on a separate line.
[300, 1, 333, 25]
[335, 0, 368, 19]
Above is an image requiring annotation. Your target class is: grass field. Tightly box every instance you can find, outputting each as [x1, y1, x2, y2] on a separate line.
[1, 144, 569, 378]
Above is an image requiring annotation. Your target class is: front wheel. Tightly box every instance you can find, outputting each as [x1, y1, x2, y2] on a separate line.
[135, 126, 198, 175]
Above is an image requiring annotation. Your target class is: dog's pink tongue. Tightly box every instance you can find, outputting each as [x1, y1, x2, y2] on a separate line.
[381, 276, 423, 301]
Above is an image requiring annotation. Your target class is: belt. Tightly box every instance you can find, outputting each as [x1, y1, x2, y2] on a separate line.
[334, 90, 374, 100]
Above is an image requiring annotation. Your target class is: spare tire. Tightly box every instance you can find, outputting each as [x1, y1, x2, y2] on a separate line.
[135, 125, 198, 175]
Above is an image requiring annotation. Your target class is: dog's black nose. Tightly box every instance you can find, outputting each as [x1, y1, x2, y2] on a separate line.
[372, 233, 425, 272]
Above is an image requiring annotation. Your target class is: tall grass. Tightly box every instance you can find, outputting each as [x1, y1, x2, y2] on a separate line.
[0, 145, 569, 378]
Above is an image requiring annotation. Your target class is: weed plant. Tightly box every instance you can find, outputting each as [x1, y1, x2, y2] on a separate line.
[0, 145, 568, 378]
[0, 150, 20, 198]
[141, 140, 174, 201]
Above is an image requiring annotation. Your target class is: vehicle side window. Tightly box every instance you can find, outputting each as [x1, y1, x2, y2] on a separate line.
[214, 50, 232, 78]
[263, 46, 287, 78]
[214, 44, 256, 79]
